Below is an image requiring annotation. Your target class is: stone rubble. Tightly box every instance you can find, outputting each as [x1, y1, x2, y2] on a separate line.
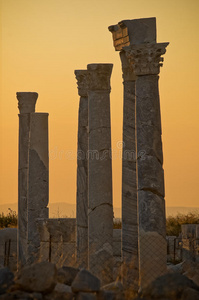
[1, 262, 199, 299]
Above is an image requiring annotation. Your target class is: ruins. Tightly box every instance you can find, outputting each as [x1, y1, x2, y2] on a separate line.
[1, 17, 172, 294]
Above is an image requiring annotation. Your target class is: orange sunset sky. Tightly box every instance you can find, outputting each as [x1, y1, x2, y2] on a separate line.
[0, 0, 199, 212]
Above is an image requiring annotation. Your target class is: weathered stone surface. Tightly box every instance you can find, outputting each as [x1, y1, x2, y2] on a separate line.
[87, 64, 113, 91]
[18, 114, 30, 266]
[136, 75, 162, 129]
[0, 291, 43, 300]
[137, 156, 164, 197]
[113, 229, 121, 257]
[35, 219, 76, 267]
[45, 290, 73, 300]
[134, 72, 167, 288]
[120, 50, 138, 292]
[0, 229, 17, 272]
[57, 266, 79, 286]
[125, 43, 169, 76]
[27, 113, 49, 264]
[87, 64, 113, 284]
[71, 269, 100, 293]
[17, 92, 38, 267]
[181, 287, 199, 300]
[15, 262, 57, 293]
[101, 281, 125, 300]
[0, 268, 14, 295]
[36, 218, 76, 243]
[137, 124, 163, 164]
[75, 70, 88, 97]
[141, 273, 199, 299]
[88, 93, 111, 132]
[139, 231, 167, 289]
[75, 70, 89, 269]
[108, 17, 156, 51]
[97, 290, 116, 300]
[138, 190, 166, 236]
[17, 92, 38, 114]
[54, 283, 72, 293]
[88, 205, 113, 283]
[120, 51, 136, 81]
[182, 260, 199, 287]
[76, 292, 97, 300]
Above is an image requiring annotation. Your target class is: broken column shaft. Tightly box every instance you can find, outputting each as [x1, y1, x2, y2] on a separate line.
[27, 112, 49, 264]
[120, 51, 139, 291]
[17, 92, 38, 267]
[125, 41, 169, 288]
[75, 69, 89, 268]
[87, 63, 113, 284]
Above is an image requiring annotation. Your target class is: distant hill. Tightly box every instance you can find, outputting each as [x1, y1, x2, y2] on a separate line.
[0, 202, 199, 219]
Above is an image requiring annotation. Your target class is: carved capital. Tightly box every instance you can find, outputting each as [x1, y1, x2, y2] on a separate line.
[87, 64, 113, 91]
[74, 70, 88, 97]
[16, 92, 38, 114]
[120, 51, 136, 81]
[124, 42, 169, 75]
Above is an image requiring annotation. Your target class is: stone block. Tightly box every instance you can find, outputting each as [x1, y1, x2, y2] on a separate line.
[137, 155, 165, 197]
[138, 190, 166, 236]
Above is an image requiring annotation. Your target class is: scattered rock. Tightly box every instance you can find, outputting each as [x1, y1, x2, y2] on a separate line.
[141, 273, 199, 299]
[0, 291, 43, 300]
[54, 283, 72, 293]
[71, 269, 100, 293]
[76, 292, 97, 300]
[182, 260, 199, 287]
[167, 262, 183, 274]
[15, 262, 57, 293]
[57, 266, 79, 285]
[97, 290, 117, 300]
[181, 287, 199, 300]
[44, 291, 73, 300]
[0, 268, 14, 295]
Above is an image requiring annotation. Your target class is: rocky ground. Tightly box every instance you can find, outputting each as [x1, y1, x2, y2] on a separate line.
[0, 261, 199, 300]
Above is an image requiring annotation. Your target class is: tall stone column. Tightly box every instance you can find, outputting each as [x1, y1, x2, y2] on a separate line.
[120, 51, 139, 291]
[125, 42, 169, 289]
[87, 63, 113, 284]
[74, 70, 88, 268]
[17, 92, 38, 267]
[27, 112, 49, 264]
[108, 18, 157, 292]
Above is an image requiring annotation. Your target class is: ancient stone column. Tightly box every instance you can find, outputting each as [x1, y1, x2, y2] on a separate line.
[108, 18, 157, 291]
[125, 42, 169, 289]
[120, 51, 139, 291]
[17, 92, 38, 267]
[87, 63, 113, 284]
[27, 112, 49, 264]
[74, 69, 88, 268]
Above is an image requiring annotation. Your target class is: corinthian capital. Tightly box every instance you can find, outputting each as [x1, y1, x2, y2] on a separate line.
[74, 70, 88, 97]
[87, 64, 113, 91]
[124, 42, 169, 75]
[16, 92, 38, 114]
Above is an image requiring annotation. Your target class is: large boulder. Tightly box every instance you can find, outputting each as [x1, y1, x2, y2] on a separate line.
[76, 292, 97, 300]
[57, 266, 79, 285]
[0, 268, 14, 295]
[0, 291, 43, 300]
[140, 273, 199, 299]
[15, 262, 57, 293]
[71, 269, 100, 293]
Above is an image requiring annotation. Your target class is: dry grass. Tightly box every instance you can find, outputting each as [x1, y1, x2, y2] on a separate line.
[0, 208, 18, 229]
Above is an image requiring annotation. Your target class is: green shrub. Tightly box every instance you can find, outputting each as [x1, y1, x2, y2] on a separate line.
[166, 212, 199, 236]
[113, 212, 199, 236]
[0, 208, 18, 229]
